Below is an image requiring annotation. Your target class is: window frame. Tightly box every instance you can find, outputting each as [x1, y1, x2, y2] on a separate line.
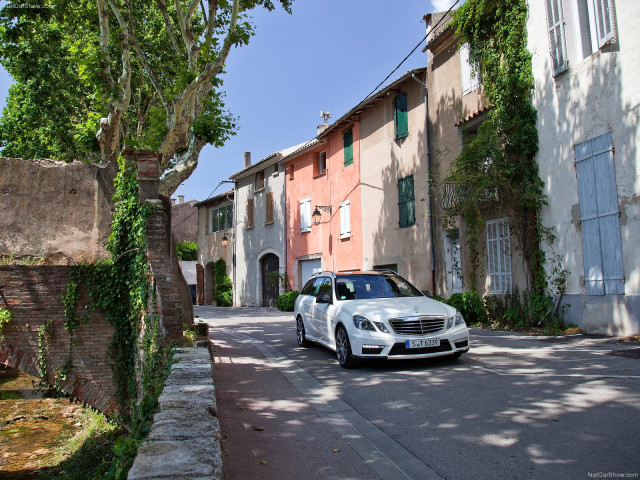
[209, 203, 233, 234]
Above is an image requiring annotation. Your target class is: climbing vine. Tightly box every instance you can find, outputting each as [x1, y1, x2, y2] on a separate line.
[444, 0, 566, 327]
[37, 156, 171, 435]
[0, 307, 11, 340]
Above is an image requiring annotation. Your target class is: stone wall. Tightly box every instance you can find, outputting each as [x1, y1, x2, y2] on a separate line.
[0, 157, 117, 261]
[0, 266, 116, 413]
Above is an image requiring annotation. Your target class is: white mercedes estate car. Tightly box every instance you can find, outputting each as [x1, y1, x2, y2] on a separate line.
[294, 271, 469, 368]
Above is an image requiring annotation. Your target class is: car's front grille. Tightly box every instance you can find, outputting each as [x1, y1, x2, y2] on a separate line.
[389, 315, 446, 336]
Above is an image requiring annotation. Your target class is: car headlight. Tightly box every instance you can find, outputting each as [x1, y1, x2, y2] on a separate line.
[353, 315, 376, 331]
[455, 311, 466, 327]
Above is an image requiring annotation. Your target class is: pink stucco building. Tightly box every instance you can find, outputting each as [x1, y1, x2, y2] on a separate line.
[282, 120, 363, 290]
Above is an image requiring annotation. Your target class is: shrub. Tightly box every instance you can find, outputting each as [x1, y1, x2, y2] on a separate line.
[176, 241, 197, 261]
[213, 258, 232, 307]
[446, 291, 488, 324]
[275, 291, 299, 312]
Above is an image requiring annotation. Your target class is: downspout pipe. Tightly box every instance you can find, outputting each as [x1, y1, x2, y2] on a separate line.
[412, 73, 436, 295]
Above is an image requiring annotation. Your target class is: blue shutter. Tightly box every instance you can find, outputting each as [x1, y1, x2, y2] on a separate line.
[575, 132, 624, 295]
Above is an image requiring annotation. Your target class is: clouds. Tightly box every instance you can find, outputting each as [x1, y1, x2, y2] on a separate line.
[431, 0, 465, 12]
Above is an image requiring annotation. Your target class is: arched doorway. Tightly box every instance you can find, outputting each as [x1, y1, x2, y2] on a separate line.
[261, 253, 279, 307]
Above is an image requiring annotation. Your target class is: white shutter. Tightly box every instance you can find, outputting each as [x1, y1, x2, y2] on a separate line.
[459, 43, 472, 96]
[486, 218, 512, 294]
[545, 0, 568, 75]
[592, 0, 615, 47]
[575, 132, 623, 295]
[340, 201, 351, 239]
[300, 198, 311, 233]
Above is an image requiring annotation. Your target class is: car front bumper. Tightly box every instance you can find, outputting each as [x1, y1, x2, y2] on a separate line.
[348, 326, 470, 360]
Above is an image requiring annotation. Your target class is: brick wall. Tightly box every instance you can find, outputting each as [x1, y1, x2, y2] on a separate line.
[0, 266, 116, 413]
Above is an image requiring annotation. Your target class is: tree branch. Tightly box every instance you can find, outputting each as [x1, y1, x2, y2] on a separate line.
[156, 0, 182, 55]
[126, 1, 171, 116]
[96, 0, 115, 91]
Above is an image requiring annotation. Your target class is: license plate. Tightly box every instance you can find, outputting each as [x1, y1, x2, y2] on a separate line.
[405, 338, 440, 349]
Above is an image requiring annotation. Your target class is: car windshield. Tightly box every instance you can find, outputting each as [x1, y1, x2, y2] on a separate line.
[335, 274, 423, 300]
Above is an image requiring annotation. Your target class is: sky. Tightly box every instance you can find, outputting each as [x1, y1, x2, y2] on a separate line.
[0, 0, 460, 203]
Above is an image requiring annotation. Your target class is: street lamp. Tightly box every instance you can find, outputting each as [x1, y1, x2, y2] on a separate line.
[221, 232, 231, 246]
[312, 205, 332, 226]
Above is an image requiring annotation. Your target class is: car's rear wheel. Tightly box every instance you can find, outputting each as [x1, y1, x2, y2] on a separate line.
[296, 316, 311, 347]
[335, 325, 356, 368]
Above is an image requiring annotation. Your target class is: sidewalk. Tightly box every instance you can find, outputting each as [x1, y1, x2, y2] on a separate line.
[205, 308, 380, 480]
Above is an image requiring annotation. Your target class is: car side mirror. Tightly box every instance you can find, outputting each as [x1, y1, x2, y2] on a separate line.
[316, 293, 332, 304]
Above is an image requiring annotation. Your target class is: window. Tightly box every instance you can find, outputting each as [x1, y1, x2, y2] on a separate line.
[300, 198, 311, 233]
[246, 198, 254, 229]
[339, 200, 351, 239]
[459, 43, 481, 95]
[316, 151, 327, 175]
[486, 218, 512, 294]
[545, 0, 616, 76]
[343, 128, 353, 166]
[265, 191, 274, 224]
[209, 204, 233, 233]
[398, 175, 415, 228]
[394, 93, 408, 139]
[575, 132, 624, 295]
[255, 170, 265, 191]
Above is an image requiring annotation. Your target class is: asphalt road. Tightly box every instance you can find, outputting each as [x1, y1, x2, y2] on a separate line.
[197, 305, 640, 480]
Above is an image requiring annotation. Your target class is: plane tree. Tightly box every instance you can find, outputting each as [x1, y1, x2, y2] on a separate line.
[0, 0, 292, 196]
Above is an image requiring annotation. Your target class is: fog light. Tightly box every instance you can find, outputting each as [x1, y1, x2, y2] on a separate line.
[362, 345, 384, 355]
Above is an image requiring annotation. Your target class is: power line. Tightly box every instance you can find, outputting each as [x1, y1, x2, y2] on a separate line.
[363, 0, 461, 101]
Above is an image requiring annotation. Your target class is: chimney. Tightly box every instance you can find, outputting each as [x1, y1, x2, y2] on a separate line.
[317, 110, 331, 135]
[178, 195, 184, 204]
[171, 198, 176, 206]
[244, 151, 251, 169]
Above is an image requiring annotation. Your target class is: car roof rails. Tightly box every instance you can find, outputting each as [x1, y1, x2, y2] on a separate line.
[371, 268, 398, 274]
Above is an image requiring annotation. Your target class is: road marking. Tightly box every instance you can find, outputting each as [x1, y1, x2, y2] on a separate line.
[218, 327, 443, 480]
[471, 365, 640, 379]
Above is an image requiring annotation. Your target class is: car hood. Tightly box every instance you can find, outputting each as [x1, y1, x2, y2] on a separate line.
[337, 296, 456, 321]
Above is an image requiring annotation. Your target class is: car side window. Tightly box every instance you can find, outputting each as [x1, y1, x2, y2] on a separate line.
[301, 279, 316, 296]
[313, 277, 333, 298]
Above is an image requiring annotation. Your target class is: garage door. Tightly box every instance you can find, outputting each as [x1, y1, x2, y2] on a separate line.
[300, 259, 322, 289]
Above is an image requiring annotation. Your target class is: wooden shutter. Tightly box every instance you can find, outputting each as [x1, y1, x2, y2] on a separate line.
[340, 201, 351, 239]
[593, 0, 615, 47]
[398, 175, 415, 228]
[394, 93, 408, 139]
[545, 0, 568, 75]
[575, 132, 624, 295]
[459, 43, 472, 95]
[486, 218, 512, 294]
[343, 128, 353, 166]
[246, 199, 254, 229]
[265, 192, 274, 224]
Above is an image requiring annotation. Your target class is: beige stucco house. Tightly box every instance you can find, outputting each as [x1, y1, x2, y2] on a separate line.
[528, 0, 639, 335]
[195, 190, 234, 305]
[424, 12, 529, 299]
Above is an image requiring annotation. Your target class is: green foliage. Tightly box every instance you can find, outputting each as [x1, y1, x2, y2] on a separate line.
[446, 0, 544, 291]
[175, 241, 198, 261]
[213, 258, 233, 307]
[485, 288, 565, 333]
[446, 291, 487, 324]
[275, 291, 299, 312]
[267, 270, 292, 292]
[0, 307, 12, 338]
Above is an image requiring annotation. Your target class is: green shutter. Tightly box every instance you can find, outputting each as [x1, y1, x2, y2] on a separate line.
[398, 175, 415, 228]
[395, 93, 408, 140]
[343, 128, 353, 166]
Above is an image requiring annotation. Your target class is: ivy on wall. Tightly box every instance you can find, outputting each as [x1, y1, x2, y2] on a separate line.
[444, 0, 567, 327]
[38, 156, 170, 434]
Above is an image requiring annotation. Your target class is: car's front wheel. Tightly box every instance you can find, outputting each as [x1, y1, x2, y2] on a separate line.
[335, 325, 356, 368]
[296, 316, 311, 347]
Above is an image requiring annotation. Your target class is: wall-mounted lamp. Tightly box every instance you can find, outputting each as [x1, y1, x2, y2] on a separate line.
[312, 205, 332, 226]
[221, 232, 231, 246]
